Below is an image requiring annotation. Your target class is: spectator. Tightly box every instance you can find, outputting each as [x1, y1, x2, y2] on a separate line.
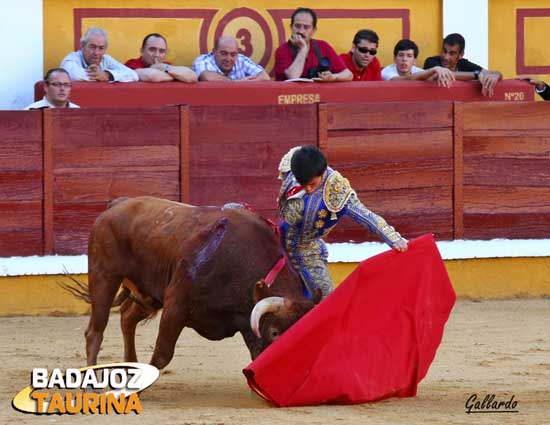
[381, 39, 424, 80]
[61, 27, 138, 82]
[424, 33, 481, 72]
[340, 29, 382, 81]
[516, 76, 550, 100]
[192, 36, 270, 81]
[424, 33, 502, 97]
[274, 7, 352, 82]
[382, 39, 455, 87]
[25, 68, 80, 109]
[125, 33, 197, 83]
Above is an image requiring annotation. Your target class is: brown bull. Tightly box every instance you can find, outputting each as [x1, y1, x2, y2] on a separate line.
[85, 196, 320, 369]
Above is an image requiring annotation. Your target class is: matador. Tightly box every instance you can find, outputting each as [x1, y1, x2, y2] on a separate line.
[277, 145, 408, 298]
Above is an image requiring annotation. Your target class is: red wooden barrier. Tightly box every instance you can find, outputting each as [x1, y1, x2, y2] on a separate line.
[34, 80, 534, 107]
[188, 104, 318, 220]
[0, 112, 43, 256]
[43, 107, 181, 254]
[323, 102, 454, 242]
[462, 102, 550, 239]
[2, 99, 550, 256]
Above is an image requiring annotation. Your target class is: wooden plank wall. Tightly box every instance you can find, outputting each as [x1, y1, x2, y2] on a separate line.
[323, 102, 455, 242]
[2, 102, 550, 257]
[0, 112, 43, 256]
[188, 105, 318, 219]
[462, 102, 550, 239]
[44, 107, 181, 254]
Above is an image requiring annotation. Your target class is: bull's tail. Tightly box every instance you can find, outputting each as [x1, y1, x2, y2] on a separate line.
[57, 273, 155, 313]
[56, 273, 131, 308]
[56, 273, 92, 304]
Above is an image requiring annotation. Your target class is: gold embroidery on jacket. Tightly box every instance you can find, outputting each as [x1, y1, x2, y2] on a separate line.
[323, 171, 354, 219]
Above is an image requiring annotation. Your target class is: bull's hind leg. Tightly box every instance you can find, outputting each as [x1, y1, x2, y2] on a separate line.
[120, 296, 155, 362]
[85, 269, 122, 365]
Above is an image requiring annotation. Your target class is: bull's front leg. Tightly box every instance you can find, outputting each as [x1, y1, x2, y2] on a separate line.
[149, 282, 190, 369]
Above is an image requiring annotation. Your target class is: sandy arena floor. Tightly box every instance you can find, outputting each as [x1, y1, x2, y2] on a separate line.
[1, 299, 549, 425]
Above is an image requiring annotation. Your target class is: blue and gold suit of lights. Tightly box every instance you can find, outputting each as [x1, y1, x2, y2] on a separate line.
[278, 154, 402, 299]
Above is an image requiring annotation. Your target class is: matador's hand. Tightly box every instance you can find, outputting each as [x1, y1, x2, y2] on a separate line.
[393, 238, 408, 252]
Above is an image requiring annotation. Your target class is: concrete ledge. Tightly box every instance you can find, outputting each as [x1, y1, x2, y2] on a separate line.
[0, 274, 89, 316]
[331, 257, 550, 299]
[1, 257, 549, 316]
[3, 239, 550, 276]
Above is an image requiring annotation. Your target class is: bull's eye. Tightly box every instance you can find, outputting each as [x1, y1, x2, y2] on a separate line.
[270, 328, 280, 339]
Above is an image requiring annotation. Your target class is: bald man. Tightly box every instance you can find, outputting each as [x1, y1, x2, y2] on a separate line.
[192, 36, 270, 81]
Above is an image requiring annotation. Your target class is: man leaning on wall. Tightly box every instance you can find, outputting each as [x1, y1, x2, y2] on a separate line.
[424, 33, 502, 97]
[192, 36, 270, 82]
[382, 39, 455, 87]
[25, 68, 80, 109]
[60, 27, 138, 83]
[339, 29, 382, 81]
[125, 33, 197, 83]
[274, 7, 352, 82]
[516, 76, 550, 100]
[275, 7, 353, 82]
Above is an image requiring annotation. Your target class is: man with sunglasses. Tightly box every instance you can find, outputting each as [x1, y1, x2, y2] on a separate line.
[25, 68, 80, 109]
[340, 29, 382, 81]
[125, 33, 197, 83]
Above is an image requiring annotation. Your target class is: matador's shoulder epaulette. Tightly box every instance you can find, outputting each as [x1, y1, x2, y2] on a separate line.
[323, 171, 354, 219]
[277, 146, 302, 179]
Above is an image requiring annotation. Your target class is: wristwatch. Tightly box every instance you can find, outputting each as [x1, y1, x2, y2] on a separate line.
[164, 64, 172, 72]
[473, 69, 480, 80]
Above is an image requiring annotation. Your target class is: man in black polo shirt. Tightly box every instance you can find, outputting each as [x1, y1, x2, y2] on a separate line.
[424, 33, 502, 97]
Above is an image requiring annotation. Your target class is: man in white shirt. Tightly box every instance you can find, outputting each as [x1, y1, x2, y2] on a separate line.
[61, 27, 138, 82]
[382, 39, 454, 88]
[25, 68, 80, 109]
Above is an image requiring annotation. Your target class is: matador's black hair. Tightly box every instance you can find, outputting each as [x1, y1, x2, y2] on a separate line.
[291, 145, 327, 186]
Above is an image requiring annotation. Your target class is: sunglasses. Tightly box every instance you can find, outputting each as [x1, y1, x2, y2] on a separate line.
[357, 47, 377, 55]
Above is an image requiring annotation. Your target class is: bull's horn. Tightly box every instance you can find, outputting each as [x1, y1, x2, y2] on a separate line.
[250, 296, 285, 338]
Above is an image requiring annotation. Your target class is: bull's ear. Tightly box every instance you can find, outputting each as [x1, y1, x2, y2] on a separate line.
[253, 279, 273, 303]
[179, 217, 228, 280]
[312, 288, 323, 304]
